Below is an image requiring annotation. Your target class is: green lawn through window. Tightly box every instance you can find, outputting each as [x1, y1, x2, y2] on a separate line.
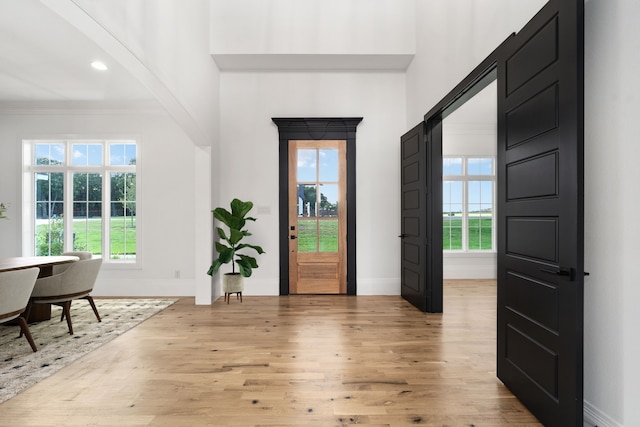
[35, 216, 136, 257]
[443, 217, 492, 250]
[297, 219, 338, 252]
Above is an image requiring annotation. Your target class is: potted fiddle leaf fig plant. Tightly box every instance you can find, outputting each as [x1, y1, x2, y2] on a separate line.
[207, 198, 265, 302]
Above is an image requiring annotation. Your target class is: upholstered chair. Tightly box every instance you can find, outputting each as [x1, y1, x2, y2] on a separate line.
[0, 267, 40, 352]
[53, 251, 101, 323]
[27, 258, 102, 335]
[53, 251, 93, 274]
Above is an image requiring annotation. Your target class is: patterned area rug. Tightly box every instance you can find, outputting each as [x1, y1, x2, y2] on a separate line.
[0, 298, 176, 404]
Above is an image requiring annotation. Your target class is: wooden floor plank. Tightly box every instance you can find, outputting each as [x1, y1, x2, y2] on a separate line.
[0, 280, 541, 426]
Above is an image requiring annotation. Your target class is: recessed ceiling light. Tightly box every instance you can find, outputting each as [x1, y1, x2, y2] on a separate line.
[90, 61, 108, 71]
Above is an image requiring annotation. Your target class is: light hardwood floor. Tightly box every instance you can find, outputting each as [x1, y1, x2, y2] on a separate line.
[0, 280, 541, 426]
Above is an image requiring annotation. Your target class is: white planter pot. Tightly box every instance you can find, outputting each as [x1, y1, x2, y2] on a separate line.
[222, 273, 244, 303]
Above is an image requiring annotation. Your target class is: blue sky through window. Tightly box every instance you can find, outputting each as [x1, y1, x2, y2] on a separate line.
[110, 143, 137, 166]
[443, 157, 462, 175]
[297, 149, 316, 182]
[72, 143, 103, 166]
[443, 157, 494, 214]
[35, 143, 64, 165]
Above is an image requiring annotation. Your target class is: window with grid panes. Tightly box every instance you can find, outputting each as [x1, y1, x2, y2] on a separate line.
[25, 139, 138, 262]
[443, 156, 495, 251]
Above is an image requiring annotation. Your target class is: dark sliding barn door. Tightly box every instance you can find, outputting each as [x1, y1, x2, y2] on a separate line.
[400, 122, 442, 312]
[496, 0, 584, 425]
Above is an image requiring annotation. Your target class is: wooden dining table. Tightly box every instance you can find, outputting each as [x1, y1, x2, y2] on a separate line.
[0, 255, 79, 321]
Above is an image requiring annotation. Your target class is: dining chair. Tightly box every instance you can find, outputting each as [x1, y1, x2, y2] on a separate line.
[53, 251, 93, 273]
[26, 258, 102, 335]
[54, 252, 101, 323]
[0, 267, 40, 352]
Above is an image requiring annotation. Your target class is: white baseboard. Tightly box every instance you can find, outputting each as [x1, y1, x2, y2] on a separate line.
[92, 278, 195, 297]
[355, 278, 400, 295]
[584, 400, 622, 427]
[443, 252, 497, 279]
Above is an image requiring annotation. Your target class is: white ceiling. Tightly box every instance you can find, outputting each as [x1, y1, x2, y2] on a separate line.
[0, 0, 496, 125]
[0, 0, 152, 102]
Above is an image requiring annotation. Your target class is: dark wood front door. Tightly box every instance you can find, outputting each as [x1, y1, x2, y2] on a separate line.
[400, 122, 442, 312]
[496, 1, 584, 425]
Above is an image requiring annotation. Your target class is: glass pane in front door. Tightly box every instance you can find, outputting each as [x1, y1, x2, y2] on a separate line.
[297, 149, 317, 182]
[318, 149, 339, 181]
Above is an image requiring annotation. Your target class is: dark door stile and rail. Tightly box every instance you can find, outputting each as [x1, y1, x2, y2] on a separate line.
[495, 1, 585, 425]
[400, 122, 442, 312]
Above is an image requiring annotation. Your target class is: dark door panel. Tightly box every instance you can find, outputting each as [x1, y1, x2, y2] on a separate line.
[497, 0, 584, 425]
[400, 122, 442, 312]
[400, 123, 427, 311]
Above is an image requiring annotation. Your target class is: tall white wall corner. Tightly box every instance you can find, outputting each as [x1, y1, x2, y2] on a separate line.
[195, 145, 213, 304]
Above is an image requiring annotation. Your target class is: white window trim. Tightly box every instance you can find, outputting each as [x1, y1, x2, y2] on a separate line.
[22, 137, 141, 267]
[443, 155, 496, 253]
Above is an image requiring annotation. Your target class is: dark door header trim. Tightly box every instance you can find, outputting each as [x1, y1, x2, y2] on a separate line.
[272, 117, 363, 139]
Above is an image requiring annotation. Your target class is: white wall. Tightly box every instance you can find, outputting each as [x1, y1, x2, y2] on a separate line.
[210, 0, 415, 71]
[443, 125, 496, 157]
[584, 0, 640, 425]
[211, 0, 414, 55]
[219, 71, 406, 295]
[0, 104, 198, 297]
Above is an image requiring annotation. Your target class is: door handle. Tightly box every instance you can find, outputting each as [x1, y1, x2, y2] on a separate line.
[398, 234, 407, 239]
[540, 268, 570, 276]
[290, 235, 297, 240]
[540, 267, 576, 281]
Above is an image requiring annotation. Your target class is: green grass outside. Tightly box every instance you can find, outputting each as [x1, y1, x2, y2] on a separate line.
[297, 217, 492, 252]
[443, 217, 492, 250]
[35, 216, 136, 256]
[297, 219, 338, 252]
[36, 215, 489, 256]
